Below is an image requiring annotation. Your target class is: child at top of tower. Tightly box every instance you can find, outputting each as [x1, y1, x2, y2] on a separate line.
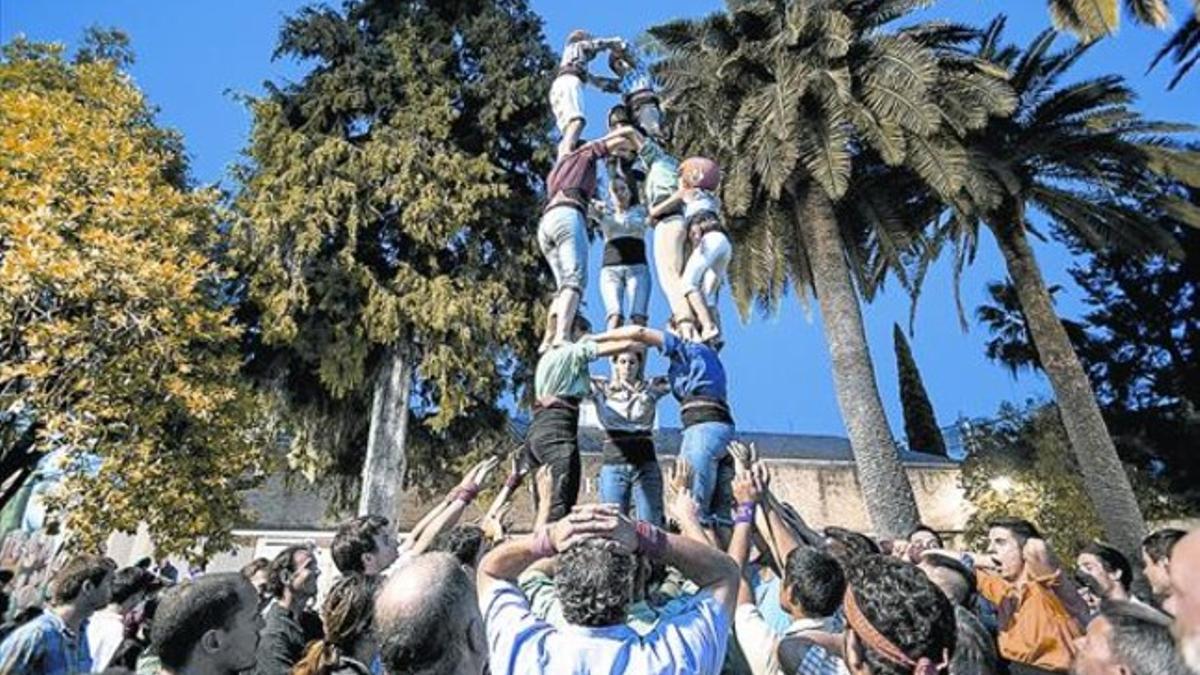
[551, 30, 626, 160]
[608, 44, 667, 142]
[650, 157, 729, 345]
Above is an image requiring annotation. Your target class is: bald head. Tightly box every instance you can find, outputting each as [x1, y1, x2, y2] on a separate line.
[376, 553, 485, 675]
[1170, 530, 1200, 671]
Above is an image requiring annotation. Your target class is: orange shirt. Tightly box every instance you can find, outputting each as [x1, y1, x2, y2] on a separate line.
[977, 570, 1083, 672]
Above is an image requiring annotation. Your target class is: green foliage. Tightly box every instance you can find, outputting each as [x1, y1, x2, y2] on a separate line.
[650, 0, 1016, 319]
[232, 0, 555, 492]
[960, 402, 1104, 558]
[892, 324, 946, 456]
[0, 37, 271, 560]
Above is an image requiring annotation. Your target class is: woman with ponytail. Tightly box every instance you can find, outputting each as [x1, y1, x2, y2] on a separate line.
[293, 574, 380, 675]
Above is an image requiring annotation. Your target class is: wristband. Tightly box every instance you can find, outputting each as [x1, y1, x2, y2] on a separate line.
[531, 526, 556, 558]
[453, 484, 481, 503]
[504, 473, 522, 490]
[734, 501, 756, 525]
[635, 521, 667, 559]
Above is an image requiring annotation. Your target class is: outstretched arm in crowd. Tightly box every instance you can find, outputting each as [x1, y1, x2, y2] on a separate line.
[667, 460, 715, 547]
[591, 324, 665, 350]
[407, 457, 500, 556]
[483, 454, 526, 532]
[477, 504, 617, 593]
[727, 468, 762, 607]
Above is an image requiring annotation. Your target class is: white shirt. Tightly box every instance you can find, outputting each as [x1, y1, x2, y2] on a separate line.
[484, 581, 731, 675]
[734, 604, 849, 675]
[87, 607, 125, 670]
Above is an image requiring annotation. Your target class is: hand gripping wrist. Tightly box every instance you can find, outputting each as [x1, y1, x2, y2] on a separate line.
[635, 521, 667, 559]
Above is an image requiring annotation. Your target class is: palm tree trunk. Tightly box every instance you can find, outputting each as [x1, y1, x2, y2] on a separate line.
[992, 214, 1146, 554]
[358, 345, 412, 519]
[795, 184, 921, 537]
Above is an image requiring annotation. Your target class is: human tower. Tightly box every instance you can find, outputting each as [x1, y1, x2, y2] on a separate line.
[515, 29, 737, 531]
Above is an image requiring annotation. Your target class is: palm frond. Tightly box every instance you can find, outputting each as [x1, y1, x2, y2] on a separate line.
[1048, 0, 1119, 42]
[794, 101, 852, 200]
[1149, 14, 1200, 89]
[1124, 0, 1171, 28]
[902, 132, 968, 202]
[1029, 184, 1183, 257]
[859, 35, 941, 135]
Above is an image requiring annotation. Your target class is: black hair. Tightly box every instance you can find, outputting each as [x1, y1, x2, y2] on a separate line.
[377, 554, 477, 675]
[265, 545, 312, 599]
[986, 517, 1041, 544]
[950, 605, 1000, 675]
[1141, 528, 1186, 564]
[845, 555, 957, 675]
[824, 527, 881, 562]
[907, 524, 944, 548]
[52, 555, 116, 605]
[1080, 541, 1133, 592]
[240, 557, 270, 580]
[151, 573, 252, 670]
[431, 525, 485, 567]
[110, 566, 158, 605]
[783, 547, 845, 618]
[557, 539, 635, 627]
[332, 515, 390, 575]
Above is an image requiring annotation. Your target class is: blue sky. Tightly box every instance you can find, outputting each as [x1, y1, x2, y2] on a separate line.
[3, 1, 1196, 442]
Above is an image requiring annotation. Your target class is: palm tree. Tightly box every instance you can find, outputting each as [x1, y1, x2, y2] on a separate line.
[945, 18, 1200, 553]
[976, 280, 1088, 378]
[1046, 0, 1171, 42]
[1150, 1, 1200, 89]
[649, 0, 1015, 536]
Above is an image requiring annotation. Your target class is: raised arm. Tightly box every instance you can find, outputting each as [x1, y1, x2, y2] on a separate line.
[666, 461, 713, 547]
[590, 325, 665, 349]
[590, 74, 622, 94]
[409, 456, 500, 555]
[477, 506, 614, 595]
[728, 469, 762, 607]
[649, 186, 686, 220]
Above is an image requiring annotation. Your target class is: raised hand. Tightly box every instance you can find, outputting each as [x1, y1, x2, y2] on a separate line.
[481, 502, 511, 542]
[535, 465, 554, 506]
[732, 470, 761, 505]
[669, 458, 694, 496]
[751, 460, 771, 494]
[668, 485, 702, 526]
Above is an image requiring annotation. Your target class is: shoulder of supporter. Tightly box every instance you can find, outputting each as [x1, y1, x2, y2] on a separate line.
[572, 339, 599, 364]
[975, 569, 1010, 604]
[0, 616, 52, 668]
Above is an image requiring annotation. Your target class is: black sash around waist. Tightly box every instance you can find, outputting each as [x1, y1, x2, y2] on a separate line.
[558, 64, 587, 81]
[680, 395, 734, 428]
[625, 89, 659, 109]
[685, 210, 725, 234]
[530, 398, 581, 447]
[602, 430, 656, 465]
[603, 237, 647, 266]
[544, 189, 589, 217]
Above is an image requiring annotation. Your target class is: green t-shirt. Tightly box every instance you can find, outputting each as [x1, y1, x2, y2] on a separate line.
[639, 139, 679, 207]
[534, 340, 599, 399]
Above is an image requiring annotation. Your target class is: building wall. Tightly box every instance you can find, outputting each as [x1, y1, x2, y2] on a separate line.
[101, 454, 969, 579]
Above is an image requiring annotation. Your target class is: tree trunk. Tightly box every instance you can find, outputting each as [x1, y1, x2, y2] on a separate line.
[358, 346, 413, 520]
[992, 215, 1146, 554]
[795, 185, 922, 537]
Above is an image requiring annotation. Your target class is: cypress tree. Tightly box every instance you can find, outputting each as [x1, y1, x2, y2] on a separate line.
[233, 0, 556, 515]
[893, 323, 948, 456]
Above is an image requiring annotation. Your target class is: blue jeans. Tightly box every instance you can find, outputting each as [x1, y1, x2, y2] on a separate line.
[598, 461, 664, 526]
[537, 206, 588, 291]
[679, 421, 736, 526]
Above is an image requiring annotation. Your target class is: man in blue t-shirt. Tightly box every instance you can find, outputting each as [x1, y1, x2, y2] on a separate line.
[590, 325, 736, 529]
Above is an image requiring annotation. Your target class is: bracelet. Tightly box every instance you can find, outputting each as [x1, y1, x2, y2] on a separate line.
[453, 484, 481, 503]
[734, 502, 756, 525]
[635, 521, 667, 559]
[504, 473, 522, 490]
[531, 526, 556, 558]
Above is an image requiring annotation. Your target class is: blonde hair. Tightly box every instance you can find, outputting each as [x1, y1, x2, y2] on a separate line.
[292, 574, 378, 675]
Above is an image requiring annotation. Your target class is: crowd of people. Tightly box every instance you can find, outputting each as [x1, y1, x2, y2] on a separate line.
[0, 26, 1197, 675]
[0, 449, 1196, 675]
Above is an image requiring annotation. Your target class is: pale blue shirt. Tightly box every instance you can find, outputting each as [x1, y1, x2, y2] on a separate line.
[484, 581, 731, 675]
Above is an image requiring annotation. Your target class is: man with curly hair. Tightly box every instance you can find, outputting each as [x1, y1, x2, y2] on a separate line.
[841, 555, 958, 675]
[477, 504, 739, 674]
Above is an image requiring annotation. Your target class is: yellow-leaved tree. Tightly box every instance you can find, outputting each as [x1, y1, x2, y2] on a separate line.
[0, 32, 270, 560]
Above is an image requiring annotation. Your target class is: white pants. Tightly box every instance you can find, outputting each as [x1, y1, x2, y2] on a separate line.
[550, 75, 585, 133]
[599, 263, 651, 322]
[682, 230, 731, 306]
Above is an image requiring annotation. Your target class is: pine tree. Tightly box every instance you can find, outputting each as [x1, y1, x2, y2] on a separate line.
[232, 0, 555, 515]
[0, 34, 270, 559]
[893, 324, 947, 456]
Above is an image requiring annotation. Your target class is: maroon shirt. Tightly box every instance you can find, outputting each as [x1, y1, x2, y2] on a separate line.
[545, 141, 611, 204]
